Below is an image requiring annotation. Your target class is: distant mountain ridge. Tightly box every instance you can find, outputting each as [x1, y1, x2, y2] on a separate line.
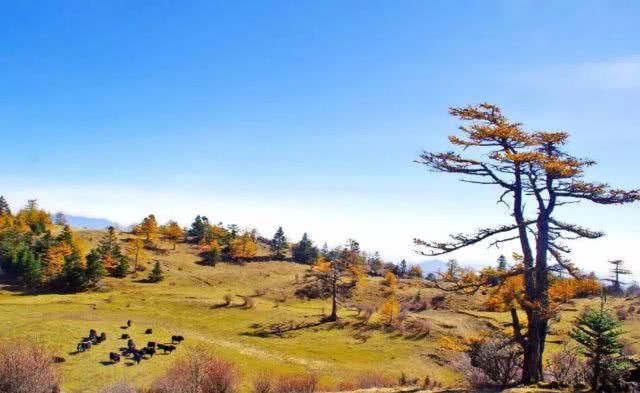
[64, 215, 120, 230]
[418, 259, 448, 274]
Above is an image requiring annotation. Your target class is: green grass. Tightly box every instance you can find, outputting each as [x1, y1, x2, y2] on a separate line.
[1, 229, 638, 392]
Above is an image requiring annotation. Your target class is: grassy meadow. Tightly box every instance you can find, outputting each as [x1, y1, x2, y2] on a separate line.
[0, 228, 638, 393]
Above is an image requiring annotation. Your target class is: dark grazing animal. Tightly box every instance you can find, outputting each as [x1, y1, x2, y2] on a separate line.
[157, 344, 176, 354]
[76, 341, 92, 352]
[89, 329, 97, 340]
[96, 332, 106, 343]
[109, 352, 120, 363]
[147, 341, 156, 349]
[127, 339, 136, 349]
[132, 351, 142, 364]
[171, 335, 184, 344]
[127, 320, 132, 327]
[145, 328, 153, 334]
[141, 347, 156, 358]
[121, 334, 129, 340]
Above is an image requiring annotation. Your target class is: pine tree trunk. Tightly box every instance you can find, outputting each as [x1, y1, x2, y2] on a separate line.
[521, 313, 546, 383]
[327, 270, 338, 322]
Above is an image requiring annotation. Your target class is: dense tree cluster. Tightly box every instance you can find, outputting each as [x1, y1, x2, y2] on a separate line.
[0, 199, 132, 292]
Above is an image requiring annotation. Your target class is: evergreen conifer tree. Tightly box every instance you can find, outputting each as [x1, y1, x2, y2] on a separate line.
[0, 196, 10, 216]
[149, 260, 163, 282]
[570, 294, 631, 391]
[85, 249, 105, 287]
[270, 226, 288, 259]
[292, 233, 318, 264]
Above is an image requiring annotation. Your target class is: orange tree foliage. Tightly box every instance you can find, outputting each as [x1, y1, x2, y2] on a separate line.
[136, 214, 158, 241]
[230, 231, 257, 260]
[161, 220, 184, 250]
[486, 275, 601, 312]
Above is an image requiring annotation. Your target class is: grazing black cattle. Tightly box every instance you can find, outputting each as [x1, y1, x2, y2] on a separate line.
[132, 351, 142, 364]
[147, 341, 156, 349]
[127, 320, 132, 327]
[144, 347, 156, 358]
[145, 328, 153, 334]
[109, 352, 120, 363]
[76, 341, 92, 352]
[127, 339, 136, 349]
[157, 344, 176, 354]
[121, 334, 129, 340]
[171, 335, 184, 344]
[96, 332, 106, 343]
[89, 329, 97, 340]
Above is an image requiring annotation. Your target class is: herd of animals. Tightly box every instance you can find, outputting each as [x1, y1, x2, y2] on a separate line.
[74, 320, 185, 365]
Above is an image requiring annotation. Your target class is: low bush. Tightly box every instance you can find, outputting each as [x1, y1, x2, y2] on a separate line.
[149, 348, 238, 393]
[0, 339, 61, 393]
[545, 343, 587, 387]
[272, 374, 317, 393]
[454, 337, 522, 389]
[354, 372, 397, 389]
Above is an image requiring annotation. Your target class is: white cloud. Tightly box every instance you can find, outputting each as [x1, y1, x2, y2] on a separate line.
[516, 56, 640, 90]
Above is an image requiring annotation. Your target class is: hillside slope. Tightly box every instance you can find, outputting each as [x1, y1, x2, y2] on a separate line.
[0, 228, 638, 393]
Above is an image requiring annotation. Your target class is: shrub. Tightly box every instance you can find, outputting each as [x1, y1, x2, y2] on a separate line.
[273, 374, 317, 393]
[616, 307, 629, 321]
[452, 354, 491, 388]
[0, 339, 61, 393]
[430, 294, 446, 309]
[252, 374, 272, 393]
[454, 338, 522, 388]
[101, 382, 137, 393]
[545, 343, 587, 387]
[150, 348, 238, 393]
[354, 372, 397, 389]
[408, 318, 432, 336]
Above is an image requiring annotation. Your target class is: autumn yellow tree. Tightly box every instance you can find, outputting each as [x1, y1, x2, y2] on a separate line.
[162, 220, 184, 250]
[415, 103, 639, 383]
[230, 231, 257, 261]
[378, 293, 400, 325]
[126, 237, 147, 271]
[138, 214, 158, 241]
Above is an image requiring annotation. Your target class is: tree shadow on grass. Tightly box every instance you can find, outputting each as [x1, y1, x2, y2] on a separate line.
[241, 319, 328, 338]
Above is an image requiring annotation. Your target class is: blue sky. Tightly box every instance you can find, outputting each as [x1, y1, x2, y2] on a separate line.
[1, 1, 639, 275]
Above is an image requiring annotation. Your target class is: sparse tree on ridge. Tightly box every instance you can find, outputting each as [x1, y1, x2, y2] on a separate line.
[606, 259, 631, 293]
[162, 220, 184, 250]
[398, 259, 408, 278]
[270, 226, 288, 260]
[53, 211, 66, 225]
[414, 103, 640, 383]
[497, 254, 508, 271]
[367, 251, 384, 276]
[138, 214, 158, 242]
[292, 232, 318, 264]
[0, 196, 11, 216]
[230, 230, 257, 261]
